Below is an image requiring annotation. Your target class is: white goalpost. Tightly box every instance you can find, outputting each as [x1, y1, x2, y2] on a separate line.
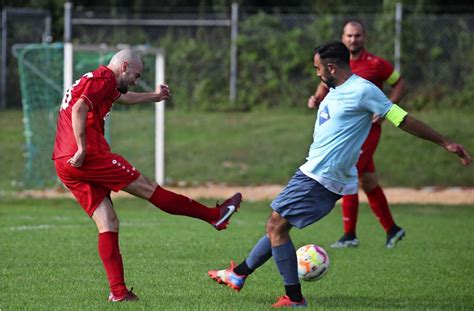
[154, 52, 165, 185]
[63, 44, 166, 185]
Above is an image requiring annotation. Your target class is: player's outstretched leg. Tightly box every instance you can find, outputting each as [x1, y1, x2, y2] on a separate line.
[211, 193, 243, 230]
[208, 260, 248, 291]
[124, 175, 242, 230]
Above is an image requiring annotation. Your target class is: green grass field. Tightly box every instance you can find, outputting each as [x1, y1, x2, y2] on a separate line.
[1, 197, 473, 310]
[1, 107, 473, 190]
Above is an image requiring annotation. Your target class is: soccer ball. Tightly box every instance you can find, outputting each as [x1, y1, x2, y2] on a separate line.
[296, 244, 330, 282]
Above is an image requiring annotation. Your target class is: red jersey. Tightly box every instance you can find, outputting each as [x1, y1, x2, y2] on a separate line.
[52, 65, 121, 160]
[350, 49, 399, 90]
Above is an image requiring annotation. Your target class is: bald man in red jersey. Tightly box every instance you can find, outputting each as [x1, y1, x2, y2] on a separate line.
[52, 49, 242, 302]
[308, 20, 407, 249]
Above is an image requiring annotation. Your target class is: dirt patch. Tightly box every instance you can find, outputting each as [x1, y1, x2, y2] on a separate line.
[4, 185, 474, 205]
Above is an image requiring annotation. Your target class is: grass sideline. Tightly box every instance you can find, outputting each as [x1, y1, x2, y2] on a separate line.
[1, 107, 473, 190]
[1, 197, 473, 310]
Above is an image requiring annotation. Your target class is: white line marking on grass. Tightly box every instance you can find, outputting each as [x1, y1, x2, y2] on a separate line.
[6, 224, 85, 231]
[8, 224, 55, 231]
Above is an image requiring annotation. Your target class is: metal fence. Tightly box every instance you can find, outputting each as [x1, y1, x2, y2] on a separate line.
[1, 7, 52, 109]
[4, 4, 474, 109]
[65, 3, 474, 110]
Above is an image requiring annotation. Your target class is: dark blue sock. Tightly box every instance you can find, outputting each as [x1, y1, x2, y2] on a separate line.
[234, 235, 272, 275]
[272, 240, 300, 286]
[246, 234, 272, 270]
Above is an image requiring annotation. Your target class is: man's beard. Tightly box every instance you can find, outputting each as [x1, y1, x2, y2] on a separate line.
[321, 76, 336, 89]
[349, 45, 362, 55]
[117, 85, 129, 94]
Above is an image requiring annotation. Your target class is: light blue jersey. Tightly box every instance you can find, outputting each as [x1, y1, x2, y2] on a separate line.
[300, 74, 393, 195]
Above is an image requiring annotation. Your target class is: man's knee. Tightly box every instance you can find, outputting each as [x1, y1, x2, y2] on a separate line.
[266, 212, 290, 244]
[360, 173, 379, 192]
[123, 174, 157, 199]
[92, 198, 119, 232]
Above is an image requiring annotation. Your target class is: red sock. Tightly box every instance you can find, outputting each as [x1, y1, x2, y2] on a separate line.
[98, 232, 128, 297]
[366, 185, 394, 232]
[341, 194, 359, 235]
[149, 186, 220, 223]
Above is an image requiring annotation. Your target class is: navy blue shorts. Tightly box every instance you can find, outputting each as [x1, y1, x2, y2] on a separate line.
[271, 170, 342, 229]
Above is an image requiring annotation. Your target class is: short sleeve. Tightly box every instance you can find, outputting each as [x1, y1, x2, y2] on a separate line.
[80, 78, 108, 110]
[359, 83, 393, 117]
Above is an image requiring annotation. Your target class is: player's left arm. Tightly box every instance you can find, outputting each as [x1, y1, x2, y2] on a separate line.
[385, 105, 472, 166]
[116, 84, 171, 105]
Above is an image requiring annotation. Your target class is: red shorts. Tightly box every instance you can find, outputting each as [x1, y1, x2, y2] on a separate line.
[356, 124, 381, 176]
[54, 153, 141, 217]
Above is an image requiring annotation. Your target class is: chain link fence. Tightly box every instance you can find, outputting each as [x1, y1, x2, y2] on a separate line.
[71, 6, 235, 111]
[1, 8, 51, 109]
[67, 4, 474, 111]
[4, 5, 474, 110]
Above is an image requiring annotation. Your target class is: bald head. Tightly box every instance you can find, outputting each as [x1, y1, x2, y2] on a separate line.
[341, 21, 366, 58]
[108, 49, 144, 94]
[342, 20, 365, 35]
[109, 48, 143, 69]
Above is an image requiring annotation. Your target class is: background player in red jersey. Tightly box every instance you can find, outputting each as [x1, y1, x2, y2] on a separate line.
[52, 49, 242, 302]
[308, 20, 407, 249]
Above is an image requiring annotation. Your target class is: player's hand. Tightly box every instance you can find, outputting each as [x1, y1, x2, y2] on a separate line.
[372, 114, 385, 124]
[444, 143, 472, 166]
[157, 84, 171, 101]
[307, 96, 320, 109]
[67, 149, 86, 168]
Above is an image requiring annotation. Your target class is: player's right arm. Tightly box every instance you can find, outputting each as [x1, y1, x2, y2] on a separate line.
[388, 77, 406, 104]
[67, 98, 90, 167]
[308, 83, 329, 109]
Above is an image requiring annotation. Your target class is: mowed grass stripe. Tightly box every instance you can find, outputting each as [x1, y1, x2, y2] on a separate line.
[2, 108, 473, 190]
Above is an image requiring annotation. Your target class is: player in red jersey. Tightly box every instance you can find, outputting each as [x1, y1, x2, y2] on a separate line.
[52, 49, 242, 302]
[308, 20, 407, 249]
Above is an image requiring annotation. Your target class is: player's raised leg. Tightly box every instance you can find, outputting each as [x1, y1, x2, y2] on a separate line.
[92, 197, 138, 302]
[123, 174, 242, 230]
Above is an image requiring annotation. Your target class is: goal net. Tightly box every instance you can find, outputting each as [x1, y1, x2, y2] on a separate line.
[14, 43, 165, 188]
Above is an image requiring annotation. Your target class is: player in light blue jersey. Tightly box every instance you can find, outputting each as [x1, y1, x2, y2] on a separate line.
[299, 73, 393, 195]
[208, 41, 472, 308]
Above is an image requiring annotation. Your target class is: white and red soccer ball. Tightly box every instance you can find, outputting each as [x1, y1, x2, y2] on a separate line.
[296, 244, 330, 282]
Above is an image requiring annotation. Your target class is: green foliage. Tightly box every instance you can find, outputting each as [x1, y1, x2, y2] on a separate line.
[1, 198, 474, 310]
[150, 9, 474, 111]
[400, 11, 474, 110]
[159, 31, 230, 111]
[442, 71, 474, 108]
[237, 13, 335, 110]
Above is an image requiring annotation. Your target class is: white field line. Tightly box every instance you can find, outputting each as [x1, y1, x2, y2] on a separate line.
[4, 221, 161, 232]
[6, 224, 83, 231]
